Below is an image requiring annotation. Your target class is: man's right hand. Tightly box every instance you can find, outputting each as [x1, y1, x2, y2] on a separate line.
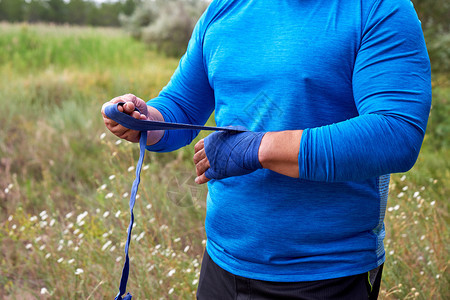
[101, 94, 150, 143]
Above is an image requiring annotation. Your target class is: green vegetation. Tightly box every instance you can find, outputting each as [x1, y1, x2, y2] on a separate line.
[0, 23, 448, 299]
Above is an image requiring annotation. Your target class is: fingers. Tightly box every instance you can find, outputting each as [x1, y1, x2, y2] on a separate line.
[193, 139, 210, 184]
[195, 173, 210, 185]
[194, 139, 205, 153]
[194, 150, 210, 176]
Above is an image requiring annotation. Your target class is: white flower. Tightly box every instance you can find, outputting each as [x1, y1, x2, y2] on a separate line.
[100, 133, 106, 140]
[68, 259, 75, 264]
[167, 269, 176, 277]
[122, 192, 129, 198]
[127, 166, 135, 172]
[103, 211, 110, 218]
[400, 175, 406, 181]
[116, 256, 122, 262]
[41, 287, 49, 295]
[7, 215, 13, 222]
[110, 245, 116, 252]
[115, 210, 121, 218]
[76, 211, 88, 224]
[413, 191, 420, 198]
[143, 164, 149, 170]
[184, 245, 190, 253]
[65, 212, 73, 219]
[99, 184, 107, 190]
[102, 241, 112, 251]
[109, 175, 116, 180]
[146, 204, 152, 210]
[25, 243, 32, 250]
[105, 193, 114, 199]
[57, 257, 64, 263]
[192, 279, 199, 285]
[115, 140, 122, 145]
[45, 253, 51, 259]
[49, 219, 56, 227]
[168, 288, 174, 295]
[30, 216, 38, 222]
[75, 268, 84, 275]
[430, 201, 436, 206]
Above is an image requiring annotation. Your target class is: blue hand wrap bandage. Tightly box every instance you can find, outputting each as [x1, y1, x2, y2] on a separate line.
[204, 129, 265, 180]
[103, 103, 247, 299]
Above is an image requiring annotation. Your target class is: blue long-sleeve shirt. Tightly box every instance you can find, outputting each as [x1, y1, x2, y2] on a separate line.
[147, 0, 431, 281]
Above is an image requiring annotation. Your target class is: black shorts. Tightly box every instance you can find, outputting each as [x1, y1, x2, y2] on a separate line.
[197, 250, 383, 300]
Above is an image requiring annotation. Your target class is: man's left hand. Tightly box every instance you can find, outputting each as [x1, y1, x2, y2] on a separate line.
[193, 130, 266, 184]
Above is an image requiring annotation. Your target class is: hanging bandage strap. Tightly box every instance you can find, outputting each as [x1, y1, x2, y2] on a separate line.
[104, 102, 245, 300]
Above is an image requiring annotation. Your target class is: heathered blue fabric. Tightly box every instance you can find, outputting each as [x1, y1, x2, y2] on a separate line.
[146, 0, 431, 281]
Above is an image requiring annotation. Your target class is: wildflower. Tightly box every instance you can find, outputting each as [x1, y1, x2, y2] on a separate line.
[76, 211, 88, 224]
[430, 201, 436, 206]
[184, 245, 190, 253]
[168, 269, 176, 277]
[39, 245, 46, 251]
[78, 220, 85, 226]
[143, 164, 149, 170]
[8, 215, 13, 222]
[45, 253, 51, 259]
[115, 210, 121, 218]
[155, 244, 161, 250]
[413, 191, 420, 198]
[202, 240, 206, 245]
[146, 204, 152, 210]
[192, 279, 198, 285]
[122, 192, 129, 198]
[436, 274, 440, 279]
[78, 233, 84, 239]
[394, 204, 400, 210]
[105, 193, 114, 199]
[73, 228, 80, 235]
[40, 221, 48, 228]
[96, 208, 101, 214]
[30, 216, 38, 222]
[400, 175, 406, 181]
[103, 211, 110, 218]
[402, 186, 408, 191]
[40, 210, 48, 219]
[11, 224, 16, 230]
[127, 166, 135, 172]
[57, 245, 63, 252]
[49, 219, 56, 227]
[168, 288, 174, 295]
[74, 246, 79, 251]
[41, 287, 49, 295]
[65, 212, 73, 219]
[116, 256, 122, 262]
[102, 241, 112, 251]
[136, 232, 145, 242]
[4, 188, 9, 194]
[68, 259, 75, 264]
[100, 133, 106, 140]
[67, 240, 74, 247]
[57, 258, 64, 263]
[397, 192, 404, 198]
[174, 237, 181, 243]
[75, 268, 84, 275]
[389, 250, 394, 255]
[25, 243, 32, 250]
[99, 184, 107, 190]
[110, 245, 116, 252]
[115, 140, 122, 145]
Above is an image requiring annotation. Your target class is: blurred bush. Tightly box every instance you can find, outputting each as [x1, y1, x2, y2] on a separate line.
[119, 0, 207, 57]
[412, 0, 450, 72]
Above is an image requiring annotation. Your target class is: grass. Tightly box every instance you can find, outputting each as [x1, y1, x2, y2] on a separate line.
[0, 23, 448, 299]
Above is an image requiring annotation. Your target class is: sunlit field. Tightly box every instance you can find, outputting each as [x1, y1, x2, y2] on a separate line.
[0, 23, 448, 299]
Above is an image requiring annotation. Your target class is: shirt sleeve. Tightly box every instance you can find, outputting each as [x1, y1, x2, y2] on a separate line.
[298, 0, 432, 182]
[146, 6, 215, 153]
